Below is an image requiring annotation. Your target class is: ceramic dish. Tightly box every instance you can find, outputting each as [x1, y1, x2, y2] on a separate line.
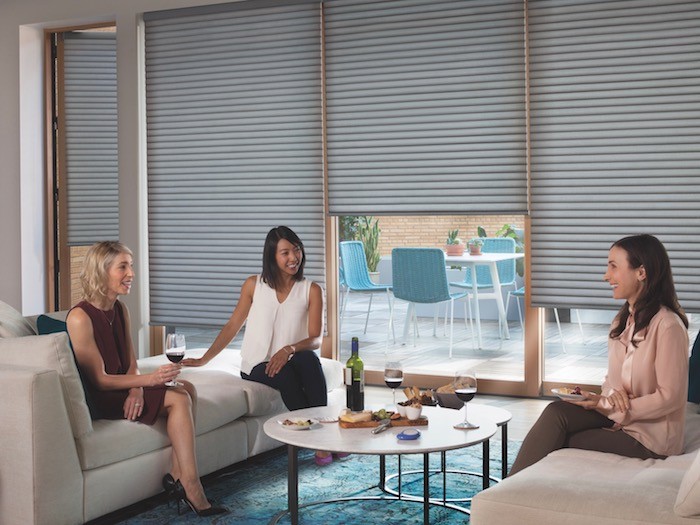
[551, 388, 585, 401]
[278, 418, 320, 430]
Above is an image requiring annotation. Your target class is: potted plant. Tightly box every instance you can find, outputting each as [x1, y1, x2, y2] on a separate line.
[445, 229, 465, 256]
[357, 216, 381, 282]
[468, 238, 483, 256]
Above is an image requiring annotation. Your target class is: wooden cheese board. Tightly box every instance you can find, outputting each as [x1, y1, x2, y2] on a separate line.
[339, 416, 428, 429]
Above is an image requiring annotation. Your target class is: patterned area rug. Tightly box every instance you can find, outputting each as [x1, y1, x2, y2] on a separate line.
[95, 437, 520, 525]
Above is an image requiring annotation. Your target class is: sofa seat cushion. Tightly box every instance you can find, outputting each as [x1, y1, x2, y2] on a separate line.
[473, 448, 698, 525]
[676, 450, 700, 517]
[77, 370, 248, 470]
[139, 349, 344, 417]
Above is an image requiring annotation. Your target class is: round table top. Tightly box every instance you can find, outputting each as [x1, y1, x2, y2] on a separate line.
[264, 404, 498, 456]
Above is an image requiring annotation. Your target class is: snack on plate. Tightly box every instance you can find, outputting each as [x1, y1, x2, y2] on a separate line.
[282, 419, 313, 428]
[436, 383, 455, 394]
[560, 386, 582, 395]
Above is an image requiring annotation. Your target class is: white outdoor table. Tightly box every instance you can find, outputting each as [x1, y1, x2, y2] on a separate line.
[444, 252, 525, 348]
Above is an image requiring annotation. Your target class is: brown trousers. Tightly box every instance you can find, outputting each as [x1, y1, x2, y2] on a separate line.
[509, 400, 665, 476]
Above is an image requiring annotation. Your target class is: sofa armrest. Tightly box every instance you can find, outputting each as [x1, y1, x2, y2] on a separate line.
[0, 365, 83, 525]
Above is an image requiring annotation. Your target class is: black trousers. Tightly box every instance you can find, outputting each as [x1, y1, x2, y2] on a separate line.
[241, 351, 327, 411]
[510, 400, 665, 476]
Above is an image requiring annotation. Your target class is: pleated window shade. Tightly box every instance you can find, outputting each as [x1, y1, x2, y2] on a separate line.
[528, 0, 700, 312]
[324, 0, 528, 215]
[144, 2, 325, 327]
[63, 32, 119, 246]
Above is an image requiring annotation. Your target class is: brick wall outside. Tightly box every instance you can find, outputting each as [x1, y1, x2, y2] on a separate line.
[374, 215, 525, 256]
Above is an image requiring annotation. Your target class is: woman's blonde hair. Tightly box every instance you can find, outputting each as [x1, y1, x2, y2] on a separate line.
[80, 241, 133, 303]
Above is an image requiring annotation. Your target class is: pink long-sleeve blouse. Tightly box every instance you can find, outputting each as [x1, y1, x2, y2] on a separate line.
[598, 306, 689, 456]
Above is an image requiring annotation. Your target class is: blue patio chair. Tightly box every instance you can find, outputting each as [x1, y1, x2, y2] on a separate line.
[391, 248, 468, 358]
[505, 286, 585, 352]
[450, 237, 517, 339]
[339, 241, 393, 336]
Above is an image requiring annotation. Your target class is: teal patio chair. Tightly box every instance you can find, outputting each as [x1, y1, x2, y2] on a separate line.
[339, 241, 393, 336]
[391, 248, 468, 358]
[450, 237, 517, 339]
[505, 287, 586, 352]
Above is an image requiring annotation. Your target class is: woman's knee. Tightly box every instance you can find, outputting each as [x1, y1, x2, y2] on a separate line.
[164, 385, 194, 409]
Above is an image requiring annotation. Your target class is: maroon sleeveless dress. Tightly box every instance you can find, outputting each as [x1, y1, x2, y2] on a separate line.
[75, 300, 166, 425]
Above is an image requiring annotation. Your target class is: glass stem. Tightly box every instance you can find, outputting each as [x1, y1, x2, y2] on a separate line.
[392, 388, 396, 405]
[464, 402, 468, 424]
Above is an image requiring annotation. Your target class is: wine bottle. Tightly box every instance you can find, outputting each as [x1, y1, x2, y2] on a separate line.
[345, 337, 364, 411]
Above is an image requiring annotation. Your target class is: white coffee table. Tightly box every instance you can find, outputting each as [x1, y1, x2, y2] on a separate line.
[264, 405, 498, 525]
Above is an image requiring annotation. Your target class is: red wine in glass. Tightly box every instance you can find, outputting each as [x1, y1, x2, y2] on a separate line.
[453, 369, 479, 429]
[164, 333, 185, 387]
[384, 361, 403, 406]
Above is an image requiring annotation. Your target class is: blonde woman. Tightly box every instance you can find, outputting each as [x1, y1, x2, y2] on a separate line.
[66, 241, 225, 517]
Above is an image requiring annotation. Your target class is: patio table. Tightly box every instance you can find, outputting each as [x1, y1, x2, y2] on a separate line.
[444, 252, 524, 348]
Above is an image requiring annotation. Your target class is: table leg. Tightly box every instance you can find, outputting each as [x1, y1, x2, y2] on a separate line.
[501, 424, 508, 479]
[402, 303, 415, 343]
[488, 262, 510, 340]
[379, 454, 386, 491]
[482, 440, 490, 490]
[423, 452, 430, 524]
[441, 451, 447, 503]
[288, 445, 299, 525]
[471, 275, 483, 348]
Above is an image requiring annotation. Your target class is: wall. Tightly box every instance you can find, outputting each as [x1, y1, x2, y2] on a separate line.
[376, 215, 524, 256]
[0, 0, 239, 355]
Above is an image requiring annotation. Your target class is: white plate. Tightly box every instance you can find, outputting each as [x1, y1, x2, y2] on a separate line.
[551, 388, 585, 401]
[277, 418, 320, 430]
[318, 416, 338, 423]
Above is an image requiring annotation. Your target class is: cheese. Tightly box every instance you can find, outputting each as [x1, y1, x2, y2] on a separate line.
[339, 410, 373, 423]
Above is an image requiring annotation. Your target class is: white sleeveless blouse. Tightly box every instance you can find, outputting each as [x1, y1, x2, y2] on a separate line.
[240, 276, 312, 375]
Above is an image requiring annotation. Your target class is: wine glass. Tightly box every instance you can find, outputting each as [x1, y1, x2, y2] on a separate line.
[384, 361, 404, 406]
[164, 333, 185, 387]
[453, 369, 479, 429]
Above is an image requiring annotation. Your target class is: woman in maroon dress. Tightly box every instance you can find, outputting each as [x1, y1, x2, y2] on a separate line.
[67, 241, 225, 517]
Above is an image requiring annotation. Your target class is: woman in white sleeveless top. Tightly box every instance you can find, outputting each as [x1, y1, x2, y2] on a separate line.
[183, 226, 330, 461]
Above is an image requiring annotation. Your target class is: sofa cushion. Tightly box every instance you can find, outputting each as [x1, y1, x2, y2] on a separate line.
[76, 370, 248, 470]
[473, 448, 695, 525]
[0, 333, 93, 437]
[676, 450, 700, 517]
[36, 314, 101, 419]
[0, 300, 36, 338]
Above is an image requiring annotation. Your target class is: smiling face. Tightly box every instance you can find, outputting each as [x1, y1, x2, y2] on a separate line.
[275, 239, 303, 278]
[604, 245, 646, 306]
[106, 253, 134, 299]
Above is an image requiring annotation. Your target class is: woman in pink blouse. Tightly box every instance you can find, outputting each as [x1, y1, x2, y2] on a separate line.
[510, 234, 689, 475]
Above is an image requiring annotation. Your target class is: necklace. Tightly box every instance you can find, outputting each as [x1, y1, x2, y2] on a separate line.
[99, 308, 116, 326]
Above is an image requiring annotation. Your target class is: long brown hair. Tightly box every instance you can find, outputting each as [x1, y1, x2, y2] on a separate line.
[609, 234, 687, 344]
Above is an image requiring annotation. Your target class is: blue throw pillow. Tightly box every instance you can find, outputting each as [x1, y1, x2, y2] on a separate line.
[689, 330, 700, 404]
[37, 314, 100, 419]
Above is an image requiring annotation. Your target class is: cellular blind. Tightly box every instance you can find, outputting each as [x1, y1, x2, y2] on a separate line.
[528, 0, 700, 312]
[63, 32, 119, 245]
[324, 0, 527, 215]
[144, 1, 325, 327]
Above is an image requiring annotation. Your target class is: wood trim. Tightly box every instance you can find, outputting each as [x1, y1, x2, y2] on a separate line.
[54, 33, 72, 311]
[44, 31, 57, 311]
[149, 326, 165, 357]
[319, 4, 338, 361]
[45, 22, 115, 34]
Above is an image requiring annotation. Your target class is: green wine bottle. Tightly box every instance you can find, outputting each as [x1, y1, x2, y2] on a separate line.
[345, 337, 364, 411]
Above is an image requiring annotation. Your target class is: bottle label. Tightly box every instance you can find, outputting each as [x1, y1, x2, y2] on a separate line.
[344, 368, 352, 386]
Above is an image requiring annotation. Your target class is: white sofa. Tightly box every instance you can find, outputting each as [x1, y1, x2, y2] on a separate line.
[0, 302, 344, 525]
[472, 403, 700, 524]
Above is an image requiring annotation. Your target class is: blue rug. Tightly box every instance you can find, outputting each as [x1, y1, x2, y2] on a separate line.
[100, 437, 519, 524]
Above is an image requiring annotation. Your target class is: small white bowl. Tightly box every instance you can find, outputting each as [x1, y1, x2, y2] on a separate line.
[405, 404, 422, 421]
[396, 404, 407, 418]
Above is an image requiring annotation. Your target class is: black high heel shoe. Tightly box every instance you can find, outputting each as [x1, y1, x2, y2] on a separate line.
[162, 473, 178, 507]
[172, 479, 228, 517]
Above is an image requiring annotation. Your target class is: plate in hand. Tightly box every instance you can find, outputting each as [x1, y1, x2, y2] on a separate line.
[551, 388, 585, 401]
